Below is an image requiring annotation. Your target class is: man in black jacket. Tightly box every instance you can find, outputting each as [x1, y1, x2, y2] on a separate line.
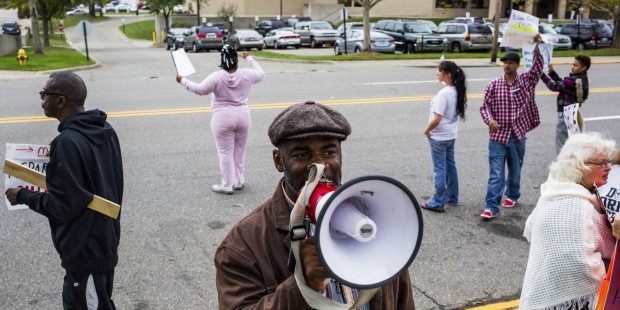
[5, 70, 124, 309]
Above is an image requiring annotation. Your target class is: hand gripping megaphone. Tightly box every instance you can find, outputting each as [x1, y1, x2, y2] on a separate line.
[296, 167, 424, 290]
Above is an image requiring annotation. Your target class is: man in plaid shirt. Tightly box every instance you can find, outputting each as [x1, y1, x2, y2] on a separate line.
[479, 34, 543, 219]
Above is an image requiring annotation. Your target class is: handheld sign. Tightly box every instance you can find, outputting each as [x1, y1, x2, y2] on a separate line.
[501, 10, 539, 49]
[3, 159, 121, 219]
[4, 143, 49, 210]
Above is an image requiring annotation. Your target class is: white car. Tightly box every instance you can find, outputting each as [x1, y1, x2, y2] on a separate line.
[263, 29, 301, 49]
[173, 5, 184, 14]
[66, 8, 89, 16]
[104, 4, 116, 13]
[539, 23, 572, 50]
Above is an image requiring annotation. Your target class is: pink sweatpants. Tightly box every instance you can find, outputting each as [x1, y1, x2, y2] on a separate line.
[210, 106, 251, 187]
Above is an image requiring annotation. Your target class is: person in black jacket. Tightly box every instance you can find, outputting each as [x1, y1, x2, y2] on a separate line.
[5, 70, 124, 310]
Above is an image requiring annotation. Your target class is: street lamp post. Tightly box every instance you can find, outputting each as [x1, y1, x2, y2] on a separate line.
[577, 4, 585, 50]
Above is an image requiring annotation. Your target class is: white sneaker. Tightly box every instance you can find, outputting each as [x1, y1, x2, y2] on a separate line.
[212, 184, 233, 195]
[233, 184, 244, 190]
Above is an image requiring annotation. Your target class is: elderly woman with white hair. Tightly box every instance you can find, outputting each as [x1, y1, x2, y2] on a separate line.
[519, 132, 617, 310]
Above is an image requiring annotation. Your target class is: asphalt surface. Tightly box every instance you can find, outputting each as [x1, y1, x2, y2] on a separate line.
[1, 15, 620, 310]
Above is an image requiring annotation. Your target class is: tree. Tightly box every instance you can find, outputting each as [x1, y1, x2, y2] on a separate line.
[354, 0, 383, 52]
[587, 0, 620, 48]
[36, 0, 71, 47]
[29, 0, 43, 54]
[194, 0, 209, 25]
[149, 0, 183, 32]
[217, 3, 237, 33]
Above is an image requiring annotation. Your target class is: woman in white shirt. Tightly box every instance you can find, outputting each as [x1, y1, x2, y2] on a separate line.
[422, 60, 467, 213]
[520, 133, 616, 310]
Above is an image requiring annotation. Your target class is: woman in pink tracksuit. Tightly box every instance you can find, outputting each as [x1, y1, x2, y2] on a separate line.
[176, 45, 265, 194]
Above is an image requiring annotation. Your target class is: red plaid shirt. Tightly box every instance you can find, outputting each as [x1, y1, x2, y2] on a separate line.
[480, 50, 543, 143]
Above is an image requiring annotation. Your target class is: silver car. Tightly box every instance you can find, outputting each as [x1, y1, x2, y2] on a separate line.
[435, 23, 494, 52]
[263, 29, 301, 49]
[294, 21, 340, 48]
[226, 29, 264, 51]
[538, 23, 572, 50]
[333, 30, 396, 55]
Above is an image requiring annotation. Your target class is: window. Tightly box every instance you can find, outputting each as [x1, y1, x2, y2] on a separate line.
[435, 0, 488, 9]
[385, 22, 395, 32]
[394, 23, 404, 33]
[337, 0, 361, 7]
[437, 25, 448, 34]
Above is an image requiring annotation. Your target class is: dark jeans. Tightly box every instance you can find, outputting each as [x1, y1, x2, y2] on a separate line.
[63, 269, 116, 310]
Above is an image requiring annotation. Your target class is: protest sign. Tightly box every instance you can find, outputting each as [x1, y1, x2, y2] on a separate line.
[600, 165, 620, 223]
[562, 103, 581, 136]
[522, 42, 553, 71]
[4, 143, 50, 210]
[501, 10, 539, 49]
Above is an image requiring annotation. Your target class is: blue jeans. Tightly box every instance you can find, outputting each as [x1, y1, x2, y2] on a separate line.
[484, 135, 526, 214]
[427, 138, 458, 208]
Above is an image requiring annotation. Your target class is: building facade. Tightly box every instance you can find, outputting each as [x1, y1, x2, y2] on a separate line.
[186, 0, 579, 21]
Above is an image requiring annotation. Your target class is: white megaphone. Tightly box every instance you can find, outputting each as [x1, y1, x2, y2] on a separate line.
[305, 175, 423, 289]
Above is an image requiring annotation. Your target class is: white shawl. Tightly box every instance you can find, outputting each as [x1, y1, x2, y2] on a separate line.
[520, 178, 613, 310]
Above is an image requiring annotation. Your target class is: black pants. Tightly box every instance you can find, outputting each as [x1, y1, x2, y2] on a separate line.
[62, 269, 116, 310]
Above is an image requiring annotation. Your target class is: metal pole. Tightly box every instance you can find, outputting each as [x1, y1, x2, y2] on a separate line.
[280, 0, 282, 19]
[83, 22, 90, 61]
[343, 8, 347, 54]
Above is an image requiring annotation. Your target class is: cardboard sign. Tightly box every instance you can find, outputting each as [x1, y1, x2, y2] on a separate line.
[4, 143, 50, 210]
[522, 42, 553, 72]
[501, 10, 539, 49]
[597, 242, 620, 310]
[563, 103, 580, 136]
[600, 165, 620, 223]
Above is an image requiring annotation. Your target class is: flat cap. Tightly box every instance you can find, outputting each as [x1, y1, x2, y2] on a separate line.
[500, 52, 520, 64]
[268, 101, 352, 146]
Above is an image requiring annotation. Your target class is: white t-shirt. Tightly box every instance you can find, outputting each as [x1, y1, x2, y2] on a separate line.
[599, 164, 620, 222]
[429, 86, 458, 141]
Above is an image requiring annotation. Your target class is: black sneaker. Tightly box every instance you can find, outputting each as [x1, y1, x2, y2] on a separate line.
[422, 202, 444, 213]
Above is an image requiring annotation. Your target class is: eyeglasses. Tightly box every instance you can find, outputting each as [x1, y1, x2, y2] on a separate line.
[585, 159, 613, 168]
[39, 91, 64, 100]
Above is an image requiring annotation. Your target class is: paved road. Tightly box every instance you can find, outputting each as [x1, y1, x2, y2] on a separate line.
[1, 15, 620, 310]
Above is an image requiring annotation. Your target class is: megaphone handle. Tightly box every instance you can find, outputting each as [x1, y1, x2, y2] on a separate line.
[289, 164, 379, 309]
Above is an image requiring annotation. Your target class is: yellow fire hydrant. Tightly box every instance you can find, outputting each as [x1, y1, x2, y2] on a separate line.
[16, 49, 28, 65]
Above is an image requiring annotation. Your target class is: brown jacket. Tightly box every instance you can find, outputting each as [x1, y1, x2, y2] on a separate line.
[214, 179, 415, 309]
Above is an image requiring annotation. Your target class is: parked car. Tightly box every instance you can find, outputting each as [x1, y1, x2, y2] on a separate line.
[538, 23, 572, 50]
[104, 4, 116, 13]
[415, 19, 438, 32]
[294, 21, 340, 48]
[263, 29, 300, 49]
[66, 8, 89, 16]
[334, 30, 396, 55]
[183, 25, 224, 52]
[165, 27, 190, 50]
[115, 3, 129, 12]
[374, 20, 447, 53]
[172, 5, 183, 14]
[559, 22, 613, 50]
[255, 19, 286, 37]
[286, 17, 311, 28]
[439, 16, 486, 26]
[435, 22, 494, 52]
[336, 22, 364, 34]
[1, 22, 21, 36]
[211, 23, 229, 39]
[226, 29, 264, 51]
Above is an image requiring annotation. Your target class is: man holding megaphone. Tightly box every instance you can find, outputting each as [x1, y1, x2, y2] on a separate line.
[214, 101, 415, 309]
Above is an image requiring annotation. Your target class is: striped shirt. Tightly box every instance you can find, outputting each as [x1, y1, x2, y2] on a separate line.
[480, 50, 543, 143]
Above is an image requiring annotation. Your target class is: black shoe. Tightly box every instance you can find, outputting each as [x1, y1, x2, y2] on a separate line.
[422, 202, 444, 213]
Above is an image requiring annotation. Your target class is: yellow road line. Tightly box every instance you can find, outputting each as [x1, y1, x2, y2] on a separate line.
[467, 299, 520, 310]
[2, 87, 620, 125]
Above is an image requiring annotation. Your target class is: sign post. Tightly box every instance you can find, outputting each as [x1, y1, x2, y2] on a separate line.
[76, 20, 93, 61]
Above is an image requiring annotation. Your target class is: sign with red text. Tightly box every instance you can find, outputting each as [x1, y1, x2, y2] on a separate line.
[4, 143, 50, 210]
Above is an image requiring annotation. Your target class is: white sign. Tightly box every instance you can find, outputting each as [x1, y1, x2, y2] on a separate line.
[171, 49, 195, 77]
[522, 42, 553, 71]
[563, 103, 581, 136]
[4, 143, 50, 210]
[600, 165, 620, 223]
[501, 10, 539, 49]
[76, 20, 93, 36]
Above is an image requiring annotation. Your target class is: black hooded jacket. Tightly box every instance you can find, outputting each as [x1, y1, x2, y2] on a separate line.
[17, 109, 124, 274]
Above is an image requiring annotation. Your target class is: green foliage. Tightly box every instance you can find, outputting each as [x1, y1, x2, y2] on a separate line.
[122, 19, 155, 40]
[171, 21, 193, 28]
[0, 46, 94, 71]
